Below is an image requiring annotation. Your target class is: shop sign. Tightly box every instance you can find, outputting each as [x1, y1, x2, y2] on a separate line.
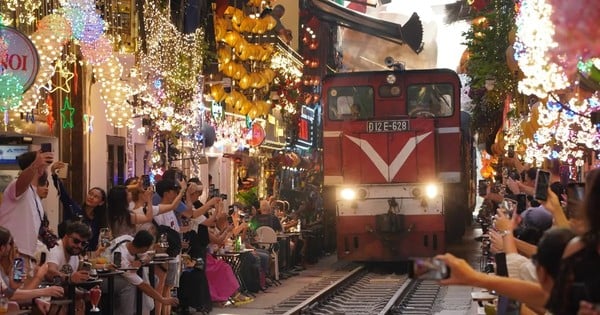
[0, 26, 40, 91]
[248, 123, 266, 147]
[297, 105, 314, 147]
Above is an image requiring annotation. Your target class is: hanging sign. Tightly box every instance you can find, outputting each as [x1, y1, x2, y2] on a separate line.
[248, 122, 266, 147]
[0, 26, 40, 92]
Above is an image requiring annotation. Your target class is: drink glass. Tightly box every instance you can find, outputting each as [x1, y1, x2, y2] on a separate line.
[99, 228, 111, 248]
[89, 285, 101, 312]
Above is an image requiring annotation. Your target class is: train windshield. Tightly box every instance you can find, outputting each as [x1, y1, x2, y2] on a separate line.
[327, 86, 374, 121]
[406, 83, 454, 118]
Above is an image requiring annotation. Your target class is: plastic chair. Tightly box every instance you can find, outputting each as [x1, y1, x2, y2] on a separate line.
[255, 226, 280, 281]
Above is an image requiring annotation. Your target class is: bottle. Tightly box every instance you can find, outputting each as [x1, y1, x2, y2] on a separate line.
[234, 236, 241, 252]
[0, 293, 8, 313]
[296, 219, 301, 232]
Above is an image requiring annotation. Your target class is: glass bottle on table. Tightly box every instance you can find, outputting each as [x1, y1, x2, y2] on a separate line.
[0, 293, 8, 313]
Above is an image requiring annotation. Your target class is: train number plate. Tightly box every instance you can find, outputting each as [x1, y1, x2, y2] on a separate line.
[366, 120, 410, 133]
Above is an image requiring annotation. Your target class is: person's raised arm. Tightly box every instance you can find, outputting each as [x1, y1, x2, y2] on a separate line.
[156, 182, 186, 215]
[15, 152, 52, 198]
[540, 189, 569, 228]
[437, 253, 548, 309]
[50, 161, 82, 221]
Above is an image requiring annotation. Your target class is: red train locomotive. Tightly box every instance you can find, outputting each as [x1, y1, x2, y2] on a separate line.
[321, 69, 475, 261]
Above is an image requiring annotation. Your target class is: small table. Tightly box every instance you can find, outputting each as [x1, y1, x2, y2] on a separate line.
[97, 270, 123, 315]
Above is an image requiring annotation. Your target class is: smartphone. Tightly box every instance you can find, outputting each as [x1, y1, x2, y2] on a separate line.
[534, 170, 551, 201]
[500, 198, 517, 218]
[141, 174, 151, 190]
[12, 258, 25, 282]
[39, 252, 47, 265]
[566, 183, 585, 217]
[478, 180, 488, 197]
[408, 257, 450, 280]
[516, 194, 527, 215]
[40, 143, 52, 153]
[56, 163, 69, 179]
[507, 145, 515, 158]
[113, 252, 122, 268]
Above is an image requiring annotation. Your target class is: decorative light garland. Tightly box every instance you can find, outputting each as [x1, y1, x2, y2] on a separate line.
[514, 0, 569, 97]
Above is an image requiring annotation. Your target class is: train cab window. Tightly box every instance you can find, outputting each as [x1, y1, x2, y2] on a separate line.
[328, 86, 374, 120]
[406, 84, 454, 118]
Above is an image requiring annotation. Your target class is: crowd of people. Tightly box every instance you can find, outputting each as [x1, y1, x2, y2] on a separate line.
[0, 149, 315, 314]
[437, 155, 600, 315]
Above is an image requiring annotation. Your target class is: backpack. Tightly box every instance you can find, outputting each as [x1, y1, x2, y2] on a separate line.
[153, 222, 182, 257]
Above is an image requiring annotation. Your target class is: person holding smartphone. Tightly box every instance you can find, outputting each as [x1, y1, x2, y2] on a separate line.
[0, 226, 63, 310]
[0, 150, 53, 285]
[50, 161, 108, 252]
[46, 221, 92, 284]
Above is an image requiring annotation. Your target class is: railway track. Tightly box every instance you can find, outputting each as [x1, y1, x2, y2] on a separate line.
[270, 265, 443, 315]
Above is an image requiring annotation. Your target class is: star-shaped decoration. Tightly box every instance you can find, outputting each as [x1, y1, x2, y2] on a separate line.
[41, 59, 75, 94]
[60, 97, 75, 129]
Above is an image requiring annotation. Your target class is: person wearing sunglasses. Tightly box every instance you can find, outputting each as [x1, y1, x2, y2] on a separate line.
[46, 221, 92, 284]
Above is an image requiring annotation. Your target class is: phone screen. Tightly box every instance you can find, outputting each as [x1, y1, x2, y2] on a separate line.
[408, 258, 450, 280]
[516, 194, 527, 214]
[566, 183, 585, 217]
[40, 143, 52, 153]
[113, 252, 122, 268]
[501, 199, 517, 218]
[141, 175, 151, 190]
[478, 180, 488, 197]
[534, 170, 551, 201]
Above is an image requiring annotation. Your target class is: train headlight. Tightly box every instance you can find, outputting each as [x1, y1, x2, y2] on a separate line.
[340, 188, 356, 200]
[424, 184, 439, 199]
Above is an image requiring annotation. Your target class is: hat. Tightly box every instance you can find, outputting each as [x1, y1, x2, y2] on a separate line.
[521, 206, 553, 231]
[155, 179, 180, 197]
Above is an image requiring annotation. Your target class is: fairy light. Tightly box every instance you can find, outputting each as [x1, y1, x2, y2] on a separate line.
[0, 73, 24, 111]
[527, 94, 600, 165]
[5, 0, 42, 25]
[80, 36, 113, 65]
[514, 0, 569, 97]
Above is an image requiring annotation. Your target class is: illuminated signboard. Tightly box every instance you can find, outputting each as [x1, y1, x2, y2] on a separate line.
[0, 26, 40, 91]
[297, 106, 314, 148]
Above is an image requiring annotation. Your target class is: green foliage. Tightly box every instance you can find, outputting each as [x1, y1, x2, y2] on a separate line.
[464, 0, 520, 140]
[236, 186, 259, 208]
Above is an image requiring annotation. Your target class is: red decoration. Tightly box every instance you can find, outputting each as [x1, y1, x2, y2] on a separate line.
[45, 94, 55, 132]
[469, 0, 490, 12]
[247, 123, 266, 147]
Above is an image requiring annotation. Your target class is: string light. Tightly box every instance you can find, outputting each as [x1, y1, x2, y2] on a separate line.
[0, 73, 24, 111]
[514, 0, 569, 98]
